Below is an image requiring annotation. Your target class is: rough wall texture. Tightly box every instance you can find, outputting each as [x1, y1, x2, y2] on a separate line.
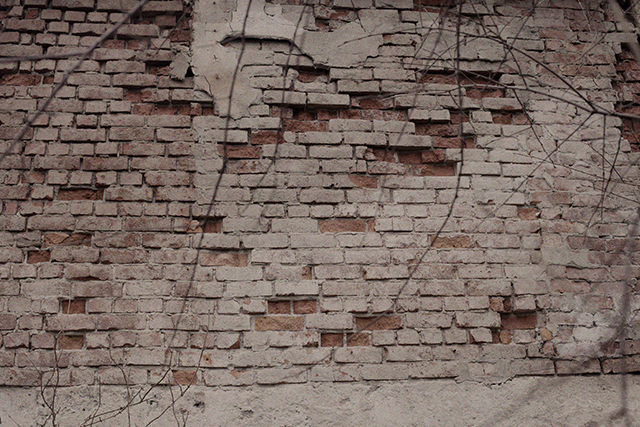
[0, 0, 639, 412]
[2, 376, 640, 426]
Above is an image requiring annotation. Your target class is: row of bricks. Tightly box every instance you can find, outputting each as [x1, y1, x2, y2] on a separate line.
[0, 305, 614, 331]
[0, 102, 208, 119]
[0, 89, 206, 110]
[0, 158, 520, 180]
[0, 356, 625, 387]
[3, 170, 467, 188]
[0, 295, 550, 316]
[3, 0, 184, 13]
[2, 262, 547, 282]
[5, 6, 181, 23]
[0, 278, 572, 301]
[2, 247, 544, 267]
[2, 343, 568, 371]
[0, 344, 602, 371]
[0, 202, 523, 224]
[0, 215, 546, 236]
[2, 20, 179, 37]
[0, 310, 534, 332]
[0, 219, 621, 243]
[0, 327, 543, 355]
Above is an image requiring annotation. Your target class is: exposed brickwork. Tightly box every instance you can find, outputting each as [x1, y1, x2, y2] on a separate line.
[0, 0, 639, 389]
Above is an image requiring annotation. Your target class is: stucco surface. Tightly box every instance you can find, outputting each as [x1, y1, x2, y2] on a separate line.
[0, 375, 638, 426]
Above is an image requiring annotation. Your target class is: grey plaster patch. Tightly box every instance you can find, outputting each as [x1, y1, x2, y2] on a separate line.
[170, 51, 191, 81]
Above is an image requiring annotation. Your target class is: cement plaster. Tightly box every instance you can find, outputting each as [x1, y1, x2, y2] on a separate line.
[0, 375, 638, 426]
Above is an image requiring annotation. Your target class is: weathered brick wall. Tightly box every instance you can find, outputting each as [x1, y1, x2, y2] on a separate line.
[0, 0, 639, 390]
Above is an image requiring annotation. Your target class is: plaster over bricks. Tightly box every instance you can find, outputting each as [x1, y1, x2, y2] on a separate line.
[0, 0, 639, 403]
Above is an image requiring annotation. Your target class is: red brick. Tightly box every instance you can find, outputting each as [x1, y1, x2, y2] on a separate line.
[297, 71, 324, 83]
[321, 333, 343, 347]
[293, 300, 317, 314]
[61, 300, 86, 314]
[58, 335, 84, 350]
[27, 250, 50, 264]
[156, 15, 177, 27]
[319, 219, 367, 233]
[0, 315, 17, 330]
[200, 251, 248, 267]
[169, 29, 192, 43]
[414, 164, 455, 176]
[431, 136, 474, 149]
[1, 74, 42, 86]
[57, 188, 103, 200]
[347, 332, 370, 346]
[397, 152, 422, 165]
[133, 104, 155, 115]
[186, 218, 222, 233]
[355, 316, 402, 330]
[172, 369, 197, 385]
[254, 316, 303, 331]
[348, 175, 377, 188]
[268, 301, 291, 314]
[44, 232, 91, 247]
[283, 120, 326, 132]
[421, 149, 446, 163]
[140, 89, 170, 103]
[251, 131, 284, 145]
[518, 207, 540, 220]
[501, 314, 537, 330]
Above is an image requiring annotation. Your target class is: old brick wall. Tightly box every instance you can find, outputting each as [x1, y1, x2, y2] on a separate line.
[0, 0, 639, 397]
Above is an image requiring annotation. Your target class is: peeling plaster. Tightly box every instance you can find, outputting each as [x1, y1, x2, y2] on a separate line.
[191, 0, 387, 118]
[1, 377, 638, 426]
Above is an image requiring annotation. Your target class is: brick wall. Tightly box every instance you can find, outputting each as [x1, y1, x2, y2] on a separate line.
[0, 0, 639, 389]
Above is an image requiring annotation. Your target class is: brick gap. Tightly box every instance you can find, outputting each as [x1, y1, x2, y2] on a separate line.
[56, 187, 104, 201]
[43, 232, 92, 247]
[321, 332, 344, 347]
[188, 216, 223, 233]
[268, 300, 291, 314]
[27, 250, 50, 263]
[60, 299, 86, 314]
[57, 334, 84, 350]
[347, 332, 370, 346]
